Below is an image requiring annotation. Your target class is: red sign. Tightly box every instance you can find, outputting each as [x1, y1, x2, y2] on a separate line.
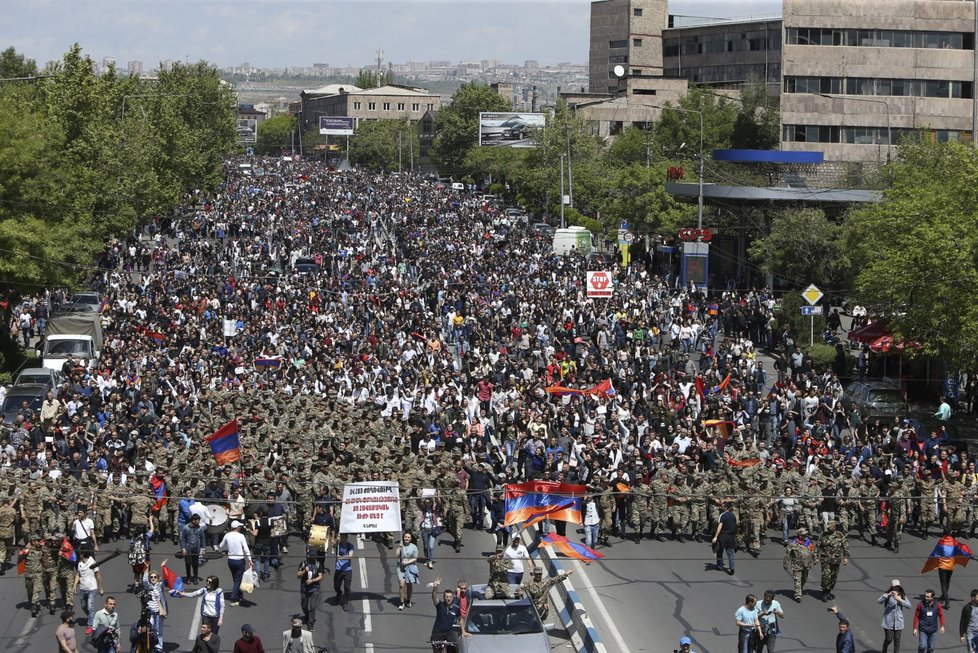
[678, 228, 713, 242]
[668, 166, 685, 181]
[587, 271, 613, 298]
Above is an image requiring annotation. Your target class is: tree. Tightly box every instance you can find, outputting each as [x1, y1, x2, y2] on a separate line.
[844, 136, 978, 364]
[0, 46, 37, 79]
[730, 78, 780, 150]
[598, 163, 696, 236]
[255, 114, 296, 155]
[354, 68, 394, 90]
[349, 118, 418, 172]
[604, 125, 653, 168]
[431, 82, 510, 176]
[651, 87, 738, 159]
[747, 208, 853, 291]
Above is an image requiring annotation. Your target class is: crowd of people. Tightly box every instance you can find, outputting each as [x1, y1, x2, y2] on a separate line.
[0, 156, 965, 652]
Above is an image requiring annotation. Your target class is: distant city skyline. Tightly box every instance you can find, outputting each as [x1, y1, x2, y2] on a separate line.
[3, 0, 782, 71]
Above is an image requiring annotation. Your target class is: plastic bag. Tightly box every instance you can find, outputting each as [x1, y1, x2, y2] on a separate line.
[241, 568, 258, 593]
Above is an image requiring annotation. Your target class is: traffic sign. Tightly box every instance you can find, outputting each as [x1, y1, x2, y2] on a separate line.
[623, 233, 635, 244]
[586, 271, 613, 298]
[802, 284, 823, 306]
[801, 306, 823, 316]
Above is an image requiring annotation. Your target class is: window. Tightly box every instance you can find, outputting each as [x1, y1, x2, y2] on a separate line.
[783, 125, 839, 143]
[368, 102, 376, 111]
[383, 102, 391, 110]
[397, 102, 405, 111]
[790, 27, 971, 50]
[353, 101, 361, 110]
[412, 103, 420, 111]
[633, 7, 642, 16]
[427, 103, 434, 110]
[633, 38, 643, 47]
[609, 39, 628, 49]
[632, 68, 643, 76]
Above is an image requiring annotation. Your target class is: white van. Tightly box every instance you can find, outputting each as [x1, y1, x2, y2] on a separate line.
[451, 182, 465, 192]
[552, 226, 594, 256]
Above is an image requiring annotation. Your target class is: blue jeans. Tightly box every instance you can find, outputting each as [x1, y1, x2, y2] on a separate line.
[507, 571, 523, 585]
[149, 612, 163, 651]
[421, 528, 437, 562]
[584, 524, 599, 549]
[80, 589, 98, 627]
[227, 558, 246, 602]
[918, 629, 937, 653]
[253, 543, 270, 578]
[716, 546, 735, 572]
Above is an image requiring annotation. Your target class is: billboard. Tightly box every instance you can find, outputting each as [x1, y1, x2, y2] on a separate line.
[479, 112, 545, 148]
[319, 115, 355, 136]
[236, 119, 257, 143]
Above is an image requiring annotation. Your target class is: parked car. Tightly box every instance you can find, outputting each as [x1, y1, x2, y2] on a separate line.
[14, 368, 66, 395]
[531, 223, 555, 238]
[293, 257, 321, 276]
[457, 593, 552, 653]
[842, 381, 907, 421]
[67, 292, 102, 312]
[1, 384, 48, 424]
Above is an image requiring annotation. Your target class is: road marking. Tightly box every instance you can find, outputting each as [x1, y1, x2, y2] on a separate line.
[365, 644, 374, 653]
[572, 560, 630, 653]
[12, 615, 36, 647]
[362, 598, 372, 632]
[357, 534, 364, 550]
[358, 556, 369, 589]
[188, 595, 202, 640]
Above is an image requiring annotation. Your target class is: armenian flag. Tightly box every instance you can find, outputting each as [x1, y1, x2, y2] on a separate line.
[504, 481, 585, 527]
[921, 535, 974, 573]
[60, 536, 76, 563]
[160, 561, 184, 596]
[539, 533, 604, 562]
[146, 331, 166, 343]
[206, 420, 242, 465]
[544, 384, 584, 397]
[522, 501, 577, 530]
[149, 474, 167, 511]
[704, 420, 735, 438]
[254, 356, 282, 369]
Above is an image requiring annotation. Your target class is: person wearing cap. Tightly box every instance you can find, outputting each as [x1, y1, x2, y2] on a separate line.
[217, 519, 253, 606]
[783, 528, 814, 602]
[879, 579, 911, 653]
[232, 623, 265, 653]
[815, 521, 850, 602]
[281, 617, 315, 653]
[56, 609, 79, 653]
[677, 635, 697, 653]
[520, 567, 573, 620]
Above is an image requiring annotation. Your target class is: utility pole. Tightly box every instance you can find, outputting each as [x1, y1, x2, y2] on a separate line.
[559, 153, 566, 228]
[409, 121, 414, 172]
[398, 130, 402, 173]
[565, 121, 574, 208]
[375, 48, 384, 85]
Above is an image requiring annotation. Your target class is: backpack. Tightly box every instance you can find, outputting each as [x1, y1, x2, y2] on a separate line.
[128, 536, 147, 566]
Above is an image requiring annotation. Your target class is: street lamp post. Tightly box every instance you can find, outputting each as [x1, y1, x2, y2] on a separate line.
[817, 93, 892, 162]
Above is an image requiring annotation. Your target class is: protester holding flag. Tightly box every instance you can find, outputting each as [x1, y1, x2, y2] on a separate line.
[173, 576, 225, 634]
[921, 532, 975, 609]
[141, 562, 169, 653]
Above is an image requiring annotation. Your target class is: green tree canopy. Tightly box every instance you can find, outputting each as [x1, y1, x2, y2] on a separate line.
[256, 114, 296, 155]
[747, 208, 853, 291]
[431, 82, 510, 176]
[0, 46, 37, 79]
[350, 118, 418, 172]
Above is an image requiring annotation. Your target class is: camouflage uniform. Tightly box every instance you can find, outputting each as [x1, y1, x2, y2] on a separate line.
[783, 530, 815, 601]
[946, 477, 968, 534]
[447, 485, 467, 552]
[483, 551, 514, 600]
[598, 489, 614, 546]
[40, 539, 59, 614]
[520, 572, 563, 620]
[649, 476, 671, 541]
[918, 477, 937, 538]
[687, 476, 709, 542]
[671, 480, 691, 542]
[56, 540, 76, 608]
[22, 540, 45, 616]
[742, 494, 765, 555]
[0, 499, 16, 573]
[858, 478, 880, 544]
[628, 483, 649, 542]
[815, 523, 849, 601]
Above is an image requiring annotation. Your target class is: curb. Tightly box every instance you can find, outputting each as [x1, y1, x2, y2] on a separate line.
[523, 527, 607, 653]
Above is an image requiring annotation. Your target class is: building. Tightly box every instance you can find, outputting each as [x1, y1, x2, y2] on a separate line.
[780, 0, 978, 162]
[589, 0, 669, 94]
[127, 60, 143, 76]
[298, 84, 440, 134]
[662, 16, 782, 91]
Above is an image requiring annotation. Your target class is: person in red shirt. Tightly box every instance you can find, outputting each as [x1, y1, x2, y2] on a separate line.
[232, 623, 265, 653]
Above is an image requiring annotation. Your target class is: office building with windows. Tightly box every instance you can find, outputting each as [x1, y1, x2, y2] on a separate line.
[780, 0, 978, 161]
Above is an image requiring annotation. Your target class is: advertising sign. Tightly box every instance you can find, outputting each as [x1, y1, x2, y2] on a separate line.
[319, 115, 355, 136]
[236, 119, 257, 143]
[479, 112, 545, 148]
[586, 271, 613, 298]
[339, 481, 402, 533]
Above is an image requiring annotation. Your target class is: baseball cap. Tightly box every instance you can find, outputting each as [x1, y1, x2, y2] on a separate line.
[680, 637, 692, 646]
[241, 624, 254, 634]
[231, 520, 243, 529]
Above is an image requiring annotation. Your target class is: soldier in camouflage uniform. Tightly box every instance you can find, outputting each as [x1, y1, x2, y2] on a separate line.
[687, 474, 709, 542]
[628, 480, 649, 543]
[55, 531, 76, 610]
[483, 544, 516, 600]
[520, 567, 573, 620]
[21, 482, 44, 540]
[649, 472, 671, 542]
[782, 527, 815, 602]
[858, 476, 880, 546]
[671, 477, 691, 543]
[799, 479, 822, 535]
[598, 481, 615, 547]
[884, 482, 907, 553]
[40, 534, 60, 614]
[918, 475, 938, 538]
[21, 532, 46, 617]
[0, 495, 17, 574]
[742, 488, 765, 557]
[447, 481, 467, 554]
[815, 521, 849, 602]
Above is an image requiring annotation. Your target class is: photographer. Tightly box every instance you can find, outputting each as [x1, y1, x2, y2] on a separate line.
[128, 619, 157, 653]
[757, 590, 784, 653]
[91, 596, 120, 653]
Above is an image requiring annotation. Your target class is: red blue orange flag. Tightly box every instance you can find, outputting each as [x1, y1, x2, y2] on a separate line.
[60, 536, 77, 563]
[504, 481, 585, 527]
[522, 501, 577, 530]
[921, 535, 974, 573]
[206, 419, 242, 465]
[539, 533, 604, 562]
[149, 475, 167, 511]
[161, 561, 184, 596]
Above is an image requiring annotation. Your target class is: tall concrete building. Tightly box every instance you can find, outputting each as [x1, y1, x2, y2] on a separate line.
[589, 0, 669, 94]
[780, 0, 978, 161]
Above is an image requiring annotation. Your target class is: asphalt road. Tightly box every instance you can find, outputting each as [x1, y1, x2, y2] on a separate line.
[563, 524, 977, 653]
[0, 526, 569, 653]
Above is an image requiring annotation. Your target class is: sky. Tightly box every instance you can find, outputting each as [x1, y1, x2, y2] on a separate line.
[1, 0, 782, 70]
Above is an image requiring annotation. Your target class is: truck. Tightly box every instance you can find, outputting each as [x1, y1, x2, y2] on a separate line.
[42, 313, 104, 372]
[552, 226, 594, 256]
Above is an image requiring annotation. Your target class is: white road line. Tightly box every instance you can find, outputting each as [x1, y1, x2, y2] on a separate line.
[357, 534, 364, 550]
[365, 644, 374, 653]
[12, 614, 35, 647]
[572, 560, 630, 653]
[188, 595, 203, 640]
[358, 556, 369, 589]
[362, 598, 372, 632]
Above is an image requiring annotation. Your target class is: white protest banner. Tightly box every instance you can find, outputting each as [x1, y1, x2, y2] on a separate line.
[339, 481, 402, 533]
[222, 319, 236, 337]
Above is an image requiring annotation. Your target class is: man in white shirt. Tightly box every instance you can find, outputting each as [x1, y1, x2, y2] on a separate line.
[503, 538, 530, 586]
[72, 508, 98, 552]
[218, 521, 253, 606]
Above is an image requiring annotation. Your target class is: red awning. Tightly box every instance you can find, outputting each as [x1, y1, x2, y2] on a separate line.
[868, 334, 922, 354]
[847, 319, 890, 344]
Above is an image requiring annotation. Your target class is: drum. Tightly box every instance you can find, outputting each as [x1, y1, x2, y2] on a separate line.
[207, 505, 228, 536]
[308, 524, 332, 551]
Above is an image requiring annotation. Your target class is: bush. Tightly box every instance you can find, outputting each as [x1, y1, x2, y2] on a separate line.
[804, 342, 853, 376]
[776, 292, 825, 346]
[0, 372, 12, 386]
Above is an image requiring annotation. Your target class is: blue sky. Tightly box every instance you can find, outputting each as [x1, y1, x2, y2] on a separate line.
[2, 0, 782, 70]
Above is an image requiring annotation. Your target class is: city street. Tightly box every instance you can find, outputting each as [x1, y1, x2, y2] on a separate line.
[0, 527, 553, 653]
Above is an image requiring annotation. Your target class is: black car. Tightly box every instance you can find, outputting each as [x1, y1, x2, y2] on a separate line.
[293, 258, 321, 276]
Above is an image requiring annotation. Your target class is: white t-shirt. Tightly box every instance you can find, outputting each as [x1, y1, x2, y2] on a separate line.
[73, 517, 95, 541]
[504, 543, 529, 574]
[77, 557, 100, 591]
